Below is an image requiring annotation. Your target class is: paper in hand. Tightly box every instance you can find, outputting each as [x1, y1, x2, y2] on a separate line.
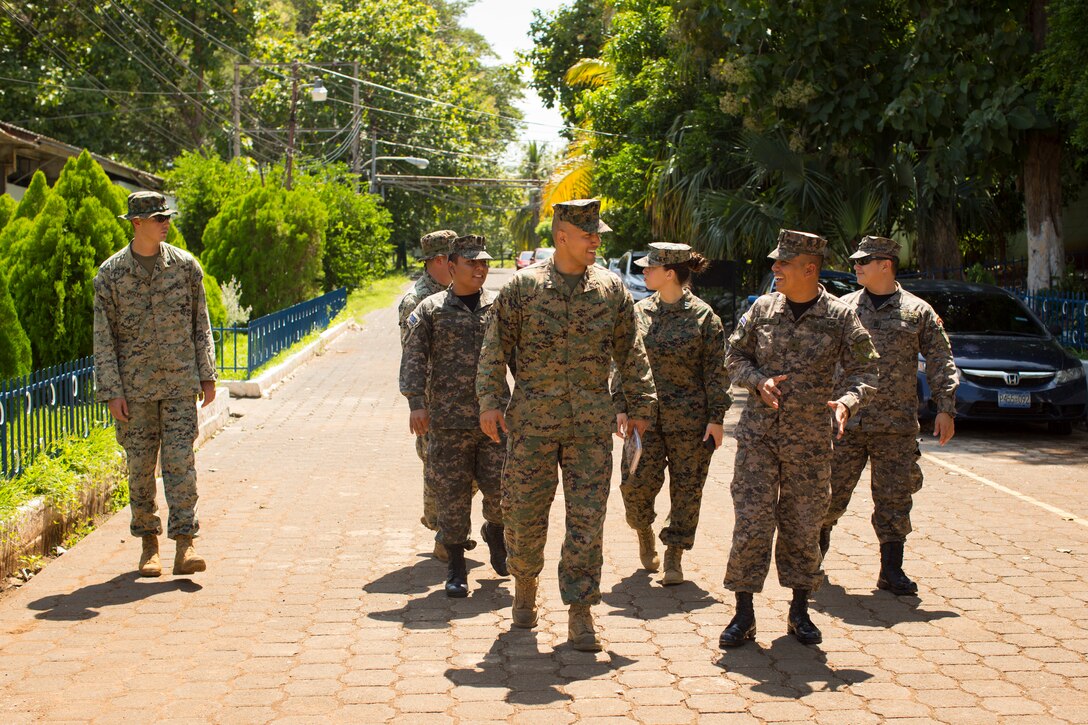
[623, 428, 642, 476]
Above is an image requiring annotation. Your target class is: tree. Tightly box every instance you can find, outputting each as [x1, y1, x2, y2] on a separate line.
[163, 151, 259, 257]
[0, 269, 32, 380]
[0, 194, 15, 232]
[526, 0, 610, 123]
[201, 185, 327, 318]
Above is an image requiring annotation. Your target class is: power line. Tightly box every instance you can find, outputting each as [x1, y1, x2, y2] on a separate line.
[0, 73, 250, 95]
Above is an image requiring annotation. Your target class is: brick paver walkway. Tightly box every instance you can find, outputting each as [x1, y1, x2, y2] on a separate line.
[1, 286, 1086, 724]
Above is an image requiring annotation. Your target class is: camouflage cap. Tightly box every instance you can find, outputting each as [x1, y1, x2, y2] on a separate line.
[635, 242, 692, 267]
[419, 230, 457, 260]
[767, 229, 828, 260]
[553, 198, 612, 234]
[850, 235, 901, 260]
[119, 191, 178, 220]
[449, 234, 493, 260]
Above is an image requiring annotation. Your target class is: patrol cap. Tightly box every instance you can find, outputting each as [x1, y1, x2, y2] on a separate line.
[449, 234, 493, 260]
[418, 230, 457, 260]
[553, 198, 612, 234]
[635, 242, 693, 267]
[767, 229, 827, 260]
[850, 235, 901, 260]
[119, 191, 178, 220]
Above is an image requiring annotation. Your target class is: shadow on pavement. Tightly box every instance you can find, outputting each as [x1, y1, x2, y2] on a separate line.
[26, 572, 202, 621]
[444, 627, 636, 704]
[603, 570, 717, 620]
[813, 580, 958, 627]
[716, 634, 873, 696]
[363, 554, 442, 596]
[367, 563, 511, 630]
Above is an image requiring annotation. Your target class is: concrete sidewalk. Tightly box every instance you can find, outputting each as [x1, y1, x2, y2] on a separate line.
[0, 300, 1086, 724]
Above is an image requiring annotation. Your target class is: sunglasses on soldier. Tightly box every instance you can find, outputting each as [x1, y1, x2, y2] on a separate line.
[144, 214, 171, 223]
[854, 255, 891, 266]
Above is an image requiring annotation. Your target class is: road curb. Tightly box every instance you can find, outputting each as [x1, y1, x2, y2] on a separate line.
[221, 319, 355, 399]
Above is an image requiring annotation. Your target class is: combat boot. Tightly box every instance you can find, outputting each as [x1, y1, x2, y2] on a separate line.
[512, 577, 538, 628]
[818, 526, 831, 563]
[661, 546, 684, 586]
[480, 522, 509, 576]
[718, 592, 756, 648]
[877, 541, 918, 595]
[567, 604, 603, 652]
[138, 534, 161, 577]
[445, 545, 469, 598]
[433, 540, 449, 562]
[172, 535, 206, 575]
[636, 527, 660, 572]
[787, 589, 822, 645]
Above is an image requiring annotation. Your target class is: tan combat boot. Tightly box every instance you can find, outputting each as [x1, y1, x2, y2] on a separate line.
[511, 577, 538, 628]
[173, 535, 207, 575]
[138, 534, 161, 577]
[661, 546, 684, 586]
[567, 604, 602, 652]
[636, 527, 660, 572]
[433, 541, 449, 562]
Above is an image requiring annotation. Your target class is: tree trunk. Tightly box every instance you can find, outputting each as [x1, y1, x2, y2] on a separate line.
[917, 197, 962, 279]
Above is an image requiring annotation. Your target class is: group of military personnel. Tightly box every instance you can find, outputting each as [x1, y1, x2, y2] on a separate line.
[397, 199, 958, 652]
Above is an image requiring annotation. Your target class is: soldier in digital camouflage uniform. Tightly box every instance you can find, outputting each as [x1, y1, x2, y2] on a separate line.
[719, 229, 879, 648]
[821, 235, 957, 597]
[400, 235, 509, 598]
[612, 243, 731, 587]
[93, 191, 217, 578]
[397, 229, 456, 561]
[477, 199, 657, 651]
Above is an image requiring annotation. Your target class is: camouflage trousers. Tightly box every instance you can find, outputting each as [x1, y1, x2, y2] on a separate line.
[824, 430, 923, 544]
[723, 435, 831, 593]
[114, 397, 199, 540]
[427, 427, 504, 547]
[620, 429, 713, 550]
[415, 433, 438, 531]
[503, 433, 612, 605]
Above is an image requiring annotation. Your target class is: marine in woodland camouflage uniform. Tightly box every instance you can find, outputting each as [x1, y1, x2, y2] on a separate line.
[400, 236, 507, 573]
[822, 235, 957, 595]
[477, 200, 657, 610]
[397, 230, 455, 534]
[93, 191, 216, 575]
[724, 231, 879, 594]
[612, 243, 732, 557]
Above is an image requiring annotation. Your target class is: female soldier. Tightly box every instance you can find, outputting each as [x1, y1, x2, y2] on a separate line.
[613, 242, 732, 584]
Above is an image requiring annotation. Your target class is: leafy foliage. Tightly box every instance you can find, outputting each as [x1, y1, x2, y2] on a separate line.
[163, 152, 259, 257]
[1037, 0, 1088, 152]
[0, 266, 32, 379]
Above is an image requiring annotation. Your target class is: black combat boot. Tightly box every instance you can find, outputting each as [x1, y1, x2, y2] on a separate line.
[718, 592, 756, 648]
[819, 527, 832, 563]
[877, 541, 918, 595]
[445, 545, 469, 598]
[787, 589, 822, 645]
[480, 522, 509, 577]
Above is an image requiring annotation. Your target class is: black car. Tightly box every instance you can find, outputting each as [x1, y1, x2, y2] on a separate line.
[902, 280, 1087, 434]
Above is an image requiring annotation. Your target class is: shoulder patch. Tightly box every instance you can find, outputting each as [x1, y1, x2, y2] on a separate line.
[407, 311, 421, 328]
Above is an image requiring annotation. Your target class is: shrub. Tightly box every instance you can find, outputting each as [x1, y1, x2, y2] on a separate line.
[0, 270, 31, 379]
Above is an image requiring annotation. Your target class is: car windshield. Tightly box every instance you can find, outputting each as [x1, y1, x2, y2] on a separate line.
[630, 253, 647, 276]
[519, 251, 532, 260]
[535, 248, 554, 260]
[917, 290, 1047, 337]
[823, 277, 860, 297]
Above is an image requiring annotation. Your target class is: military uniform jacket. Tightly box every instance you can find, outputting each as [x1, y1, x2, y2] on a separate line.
[93, 242, 217, 403]
[397, 271, 447, 346]
[477, 258, 657, 438]
[726, 286, 878, 446]
[400, 288, 507, 429]
[612, 289, 732, 433]
[839, 285, 957, 434]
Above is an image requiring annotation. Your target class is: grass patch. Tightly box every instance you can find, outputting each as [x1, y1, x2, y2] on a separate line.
[0, 426, 125, 523]
[343, 272, 411, 322]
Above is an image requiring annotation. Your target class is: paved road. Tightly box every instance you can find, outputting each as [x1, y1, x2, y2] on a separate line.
[0, 269, 1086, 724]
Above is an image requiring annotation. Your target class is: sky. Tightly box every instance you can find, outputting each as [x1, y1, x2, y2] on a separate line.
[460, 0, 569, 161]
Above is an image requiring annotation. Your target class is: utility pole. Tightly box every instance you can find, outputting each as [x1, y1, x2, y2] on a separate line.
[232, 62, 241, 159]
[370, 121, 378, 195]
[285, 61, 299, 191]
[350, 61, 361, 191]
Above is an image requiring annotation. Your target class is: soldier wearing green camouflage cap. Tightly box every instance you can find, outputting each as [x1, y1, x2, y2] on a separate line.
[94, 190, 216, 578]
[448, 234, 494, 260]
[719, 228, 879, 648]
[397, 229, 456, 561]
[822, 235, 957, 599]
[478, 197, 656, 651]
[615, 242, 732, 587]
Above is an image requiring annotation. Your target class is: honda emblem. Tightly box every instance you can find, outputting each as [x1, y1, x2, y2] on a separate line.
[1003, 372, 1020, 386]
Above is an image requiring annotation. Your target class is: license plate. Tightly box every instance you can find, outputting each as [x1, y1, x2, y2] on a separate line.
[998, 390, 1031, 409]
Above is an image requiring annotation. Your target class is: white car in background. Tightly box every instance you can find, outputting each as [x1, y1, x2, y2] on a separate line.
[610, 250, 650, 301]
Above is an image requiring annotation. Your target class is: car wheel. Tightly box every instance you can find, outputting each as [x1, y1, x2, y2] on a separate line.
[1047, 420, 1074, 436]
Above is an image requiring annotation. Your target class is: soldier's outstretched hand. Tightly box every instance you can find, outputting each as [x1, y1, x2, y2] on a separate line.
[758, 375, 788, 409]
[826, 401, 849, 440]
[480, 408, 508, 444]
[199, 380, 216, 408]
[410, 409, 430, 436]
[933, 412, 955, 446]
[614, 413, 628, 439]
[108, 397, 130, 423]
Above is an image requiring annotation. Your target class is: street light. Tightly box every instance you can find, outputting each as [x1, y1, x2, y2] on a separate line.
[362, 156, 429, 193]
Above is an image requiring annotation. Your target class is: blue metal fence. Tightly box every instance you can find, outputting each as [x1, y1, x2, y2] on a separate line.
[1, 358, 110, 480]
[1011, 289, 1088, 352]
[213, 288, 347, 377]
